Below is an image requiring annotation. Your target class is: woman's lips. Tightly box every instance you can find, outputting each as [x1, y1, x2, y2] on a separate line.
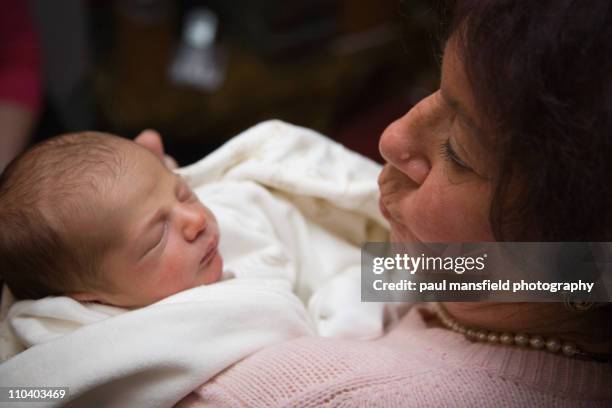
[379, 196, 419, 243]
[379, 196, 392, 220]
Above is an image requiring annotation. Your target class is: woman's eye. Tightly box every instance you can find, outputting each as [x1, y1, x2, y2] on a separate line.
[440, 139, 473, 171]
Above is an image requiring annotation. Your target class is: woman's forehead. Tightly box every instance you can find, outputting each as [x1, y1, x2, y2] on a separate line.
[440, 40, 479, 131]
[440, 39, 498, 165]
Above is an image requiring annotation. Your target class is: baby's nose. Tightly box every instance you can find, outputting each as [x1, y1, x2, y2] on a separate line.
[182, 206, 207, 241]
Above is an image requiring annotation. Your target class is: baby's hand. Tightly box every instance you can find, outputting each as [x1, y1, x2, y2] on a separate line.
[134, 129, 179, 169]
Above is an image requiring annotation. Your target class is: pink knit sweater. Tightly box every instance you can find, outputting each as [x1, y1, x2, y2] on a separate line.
[176, 306, 612, 407]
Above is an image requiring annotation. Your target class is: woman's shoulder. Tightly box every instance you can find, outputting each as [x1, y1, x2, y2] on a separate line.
[178, 334, 443, 407]
[176, 307, 612, 407]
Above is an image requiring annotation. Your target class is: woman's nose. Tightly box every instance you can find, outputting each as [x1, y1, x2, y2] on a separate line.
[379, 111, 431, 186]
[179, 204, 208, 241]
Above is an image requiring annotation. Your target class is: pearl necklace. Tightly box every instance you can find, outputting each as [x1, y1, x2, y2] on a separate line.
[431, 302, 599, 360]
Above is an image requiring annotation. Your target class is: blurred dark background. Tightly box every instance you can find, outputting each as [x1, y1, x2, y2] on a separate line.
[10, 0, 442, 167]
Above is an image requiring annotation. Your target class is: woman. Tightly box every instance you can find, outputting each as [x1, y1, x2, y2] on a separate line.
[170, 0, 611, 406]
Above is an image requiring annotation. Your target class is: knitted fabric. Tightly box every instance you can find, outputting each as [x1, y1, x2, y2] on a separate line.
[176, 306, 612, 407]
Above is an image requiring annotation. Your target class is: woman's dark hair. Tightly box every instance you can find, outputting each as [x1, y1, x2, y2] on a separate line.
[447, 0, 612, 241]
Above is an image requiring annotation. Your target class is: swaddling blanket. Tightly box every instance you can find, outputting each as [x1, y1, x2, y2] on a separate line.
[0, 120, 389, 407]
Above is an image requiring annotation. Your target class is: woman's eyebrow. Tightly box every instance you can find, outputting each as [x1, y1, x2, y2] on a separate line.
[440, 88, 482, 136]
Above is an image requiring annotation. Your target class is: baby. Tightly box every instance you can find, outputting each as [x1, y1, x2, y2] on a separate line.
[0, 132, 224, 308]
[0, 122, 391, 406]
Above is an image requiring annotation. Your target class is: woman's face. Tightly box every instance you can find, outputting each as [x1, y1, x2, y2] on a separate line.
[378, 39, 496, 243]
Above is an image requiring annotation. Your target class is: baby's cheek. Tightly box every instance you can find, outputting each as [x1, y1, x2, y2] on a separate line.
[154, 255, 187, 286]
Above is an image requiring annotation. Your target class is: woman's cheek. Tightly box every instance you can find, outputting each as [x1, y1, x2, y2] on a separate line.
[397, 181, 479, 242]
[423, 183, 493, 242]
[401, 183, 452, 241]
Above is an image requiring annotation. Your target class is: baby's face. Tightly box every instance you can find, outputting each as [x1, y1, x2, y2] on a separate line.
[80, 140, 223, 307]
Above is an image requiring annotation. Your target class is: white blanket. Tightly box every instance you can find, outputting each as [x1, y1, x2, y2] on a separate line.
[0, 120, 389, 407]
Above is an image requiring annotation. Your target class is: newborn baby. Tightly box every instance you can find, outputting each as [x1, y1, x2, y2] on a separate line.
[0, 121, 392, 407]
[0, 132, 224, 307]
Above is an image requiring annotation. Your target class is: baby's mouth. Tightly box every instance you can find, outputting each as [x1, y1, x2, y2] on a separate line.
[199, 237, 219, 266]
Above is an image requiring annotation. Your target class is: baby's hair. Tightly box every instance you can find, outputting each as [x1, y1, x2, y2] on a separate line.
[0, 132, 127, 299]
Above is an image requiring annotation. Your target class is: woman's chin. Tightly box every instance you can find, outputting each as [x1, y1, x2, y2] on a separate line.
[389, 222, 420, 243]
